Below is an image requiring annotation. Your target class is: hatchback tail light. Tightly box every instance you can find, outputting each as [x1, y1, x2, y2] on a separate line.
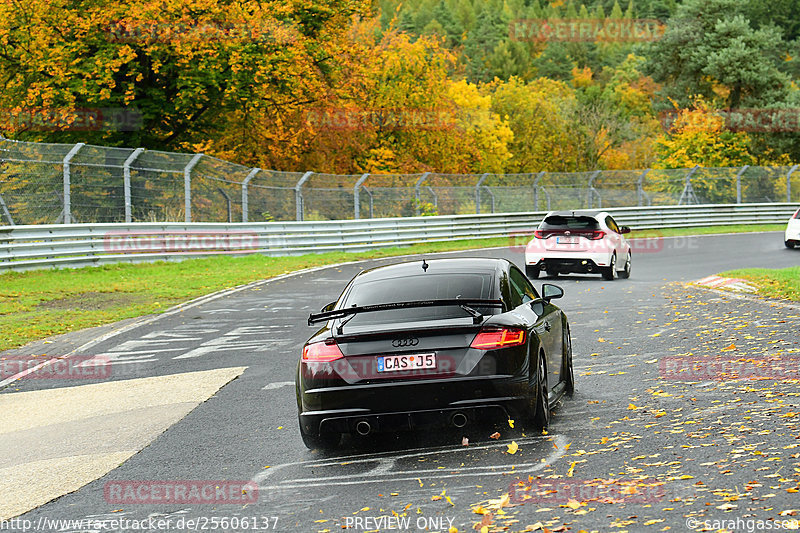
[533, 230, 546, 239]
[470, 327, 526, 350]
[302, 339, 344, 362]
[586, 231, 605, 240]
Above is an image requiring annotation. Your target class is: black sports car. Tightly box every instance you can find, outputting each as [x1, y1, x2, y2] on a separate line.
[296, 257, 574, 450]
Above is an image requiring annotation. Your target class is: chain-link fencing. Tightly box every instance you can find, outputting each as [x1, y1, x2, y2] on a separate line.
[1, 137, 798, 225]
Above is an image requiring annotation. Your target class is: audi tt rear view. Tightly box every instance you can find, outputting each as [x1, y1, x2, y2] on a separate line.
[296, 258, 574, 450]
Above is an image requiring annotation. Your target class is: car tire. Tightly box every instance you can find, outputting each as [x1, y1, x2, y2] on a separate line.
[532, 352, 550, 430]
[617, 252, 631, 279]
[601, 254, 616, 281]
[299, 422, 341, 451]
[786, 240, 796, 249]
[562, 325, 574, 397]
[546, 269, 559, 278]
[525, 265, 540, 279]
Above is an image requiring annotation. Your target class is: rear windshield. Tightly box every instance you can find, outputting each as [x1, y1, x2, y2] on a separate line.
[341, 272, 496, 326]
[540, 215, 599, 231]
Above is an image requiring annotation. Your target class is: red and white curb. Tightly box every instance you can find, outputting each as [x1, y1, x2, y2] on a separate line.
[692, 275, 756, 293]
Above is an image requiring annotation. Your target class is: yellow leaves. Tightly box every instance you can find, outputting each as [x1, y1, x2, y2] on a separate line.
[507, 441, 519, 455]
[508, 419, 515, 428]
[566, 461, 576, 477]
[563, 499, 582, 510]
[627, 403, 640, 410]
[721, 343, 737, 352]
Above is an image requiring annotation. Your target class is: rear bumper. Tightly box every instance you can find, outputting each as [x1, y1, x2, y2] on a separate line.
[526, 249, 611, 269]
[298, 375, 528, 436]
[526, 256, 607, 274]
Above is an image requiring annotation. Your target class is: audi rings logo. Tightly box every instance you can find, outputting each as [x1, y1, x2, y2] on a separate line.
[392, 338, 419, 348]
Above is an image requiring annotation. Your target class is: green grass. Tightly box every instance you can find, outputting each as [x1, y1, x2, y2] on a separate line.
[0, 224, 786, 351]
[720, 266, 800, 302]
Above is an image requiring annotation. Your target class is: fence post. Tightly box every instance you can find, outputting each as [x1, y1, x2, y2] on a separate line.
[587, 170, 601, 209]
[362, 186, 374, 218]
[735, 165, 749, 204]
[475, 173, 490, 214]
[533, 171, 545, 210]
[353, 173, 370, 220]
[183, 153, 203, 223]
[637, 168, 651, 206]
[62, 143, 84, 224]
[679, 165, 700, 205]
[415, 172, 430, 216]
[482, 186, 496, 213]
[295, 171, 313, 221]
[787, 165, 799, 203]
[242, 168, 260, 223]
[0, 192, 13, 225]
[122, 148, 145, 223]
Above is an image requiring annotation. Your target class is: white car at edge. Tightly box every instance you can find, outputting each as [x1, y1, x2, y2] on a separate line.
[525, 210, 632, 281]
[786, 208, 800, 249]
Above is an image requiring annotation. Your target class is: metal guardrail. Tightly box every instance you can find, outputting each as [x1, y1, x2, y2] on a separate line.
[1, 203, 797, 272]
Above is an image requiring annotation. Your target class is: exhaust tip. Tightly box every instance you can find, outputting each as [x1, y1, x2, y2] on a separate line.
[355, 420, 372, 436]
[451, 412, 468, 428]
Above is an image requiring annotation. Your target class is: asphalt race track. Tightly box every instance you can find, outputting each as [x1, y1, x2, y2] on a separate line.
[2, 231, 799, 532]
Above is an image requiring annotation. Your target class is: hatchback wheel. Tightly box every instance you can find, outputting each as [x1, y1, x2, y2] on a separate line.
[618, 252, 631, 279]
[601, 254, 616, 281]
[787, 240, 796, 249]
[525, 264, 541, 279]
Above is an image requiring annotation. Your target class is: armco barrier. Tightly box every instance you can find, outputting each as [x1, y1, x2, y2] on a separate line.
[0, 203, 797, 272]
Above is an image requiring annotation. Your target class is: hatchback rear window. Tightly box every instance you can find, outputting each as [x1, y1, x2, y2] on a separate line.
[341, 273, 496, 325]
[540, 215, 599, 231]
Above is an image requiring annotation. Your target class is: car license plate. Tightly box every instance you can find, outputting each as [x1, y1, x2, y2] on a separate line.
[556, 237, 578, 244]
[377, 353, 436, 372]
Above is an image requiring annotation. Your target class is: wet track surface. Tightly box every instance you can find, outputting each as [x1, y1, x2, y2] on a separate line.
[2, 232, 799, 532]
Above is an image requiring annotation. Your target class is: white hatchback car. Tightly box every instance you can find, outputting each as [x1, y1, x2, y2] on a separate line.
[525, 210, 632, 281]
[786, 208, 800, 248]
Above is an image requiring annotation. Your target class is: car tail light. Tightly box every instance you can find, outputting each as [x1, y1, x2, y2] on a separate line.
[470, 327, 526, 350]
[302, 339, 344, 362]
[533, 230, 546, 239]
[587, 231, 605, 240]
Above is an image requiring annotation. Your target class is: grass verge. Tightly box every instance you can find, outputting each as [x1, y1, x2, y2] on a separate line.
[720, 266, 800, 302]
[0, 224, 786, 351]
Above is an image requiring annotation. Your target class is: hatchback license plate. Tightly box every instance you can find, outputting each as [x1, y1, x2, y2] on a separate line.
[378, 353, 436, 372]
[556, 237, 578, 244]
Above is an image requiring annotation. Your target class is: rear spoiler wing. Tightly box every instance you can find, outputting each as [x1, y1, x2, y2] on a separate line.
[308, 299, 504, 326]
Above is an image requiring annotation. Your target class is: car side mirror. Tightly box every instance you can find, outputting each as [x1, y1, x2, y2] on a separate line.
[530, 299, 545, 316]
[321, 301, 336, 312]
[542, 284, 564, 302]
[620, 226, 631, 234]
